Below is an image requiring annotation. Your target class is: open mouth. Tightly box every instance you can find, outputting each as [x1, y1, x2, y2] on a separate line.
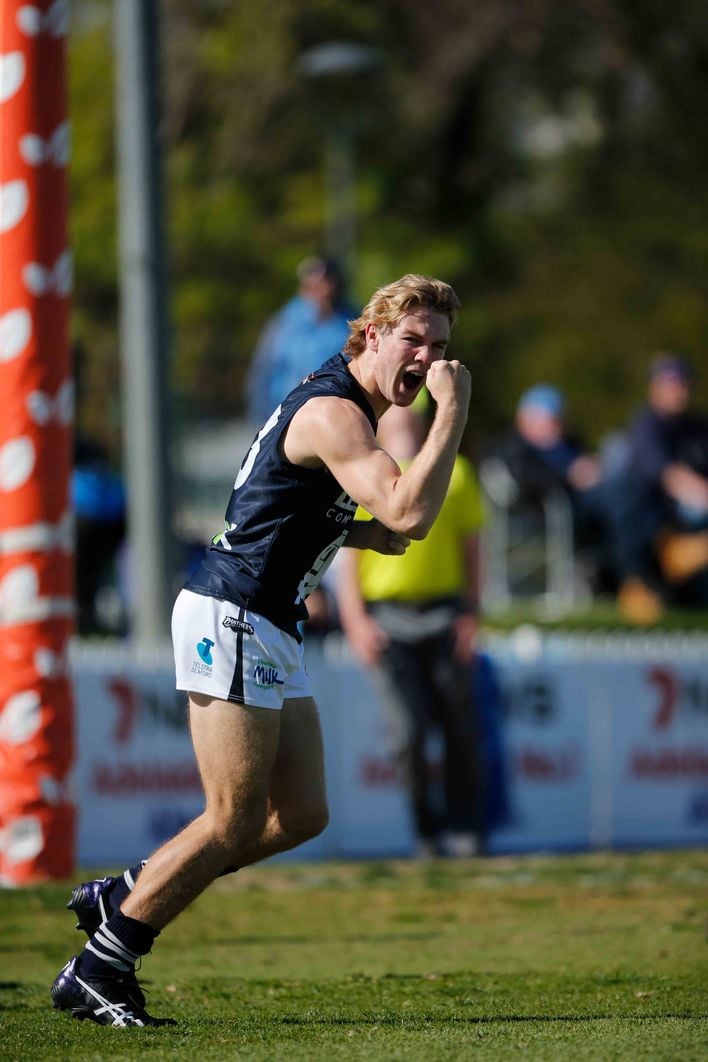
[402, 370, 424, 392]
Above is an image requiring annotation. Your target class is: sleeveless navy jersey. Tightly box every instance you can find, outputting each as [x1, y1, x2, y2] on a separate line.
[185, 354, 377, 639]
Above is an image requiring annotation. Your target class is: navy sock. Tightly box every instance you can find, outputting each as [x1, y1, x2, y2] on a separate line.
[107, 860, 146, 911]
[80, 911, 158, 979]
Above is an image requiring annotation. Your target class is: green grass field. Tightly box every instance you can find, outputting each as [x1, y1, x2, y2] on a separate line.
[1, 850, 707, 1060]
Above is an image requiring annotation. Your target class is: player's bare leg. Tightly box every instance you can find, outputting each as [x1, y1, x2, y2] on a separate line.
[120, 693, 281, 930]
[233, 695, 329, 865]
[65, 695, 329, 938]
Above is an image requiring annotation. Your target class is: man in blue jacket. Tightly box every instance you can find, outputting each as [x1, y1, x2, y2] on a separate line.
[245, 256, 357, 424]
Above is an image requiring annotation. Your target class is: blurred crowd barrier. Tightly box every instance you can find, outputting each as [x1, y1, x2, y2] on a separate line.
[66, 631, 708, 868]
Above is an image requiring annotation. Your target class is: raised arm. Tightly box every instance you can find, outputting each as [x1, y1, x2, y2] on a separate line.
[284, 360, 471, 539]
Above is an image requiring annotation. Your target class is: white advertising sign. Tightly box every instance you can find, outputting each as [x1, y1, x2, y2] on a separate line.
[72, 658, 203, 866]
[308, 646, 414, 858]
[604, 658, 708, 847]
[69, 637, 708, 868]
[486, 660, 594, 853]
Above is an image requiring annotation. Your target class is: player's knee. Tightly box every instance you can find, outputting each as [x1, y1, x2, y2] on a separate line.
[283, 801, 329, 846]
[222, 819, 267, 860]
[208, 802, 268, 858]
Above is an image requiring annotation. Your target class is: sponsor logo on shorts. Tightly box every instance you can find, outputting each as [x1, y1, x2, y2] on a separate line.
[253, 658, 284, 690]
[222, 616, 255, 635]
[197, 637, 214, 665]
[192, 636, 215, 677]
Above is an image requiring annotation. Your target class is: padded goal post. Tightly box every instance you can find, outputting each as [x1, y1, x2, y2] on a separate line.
[0, 0, 75, 882]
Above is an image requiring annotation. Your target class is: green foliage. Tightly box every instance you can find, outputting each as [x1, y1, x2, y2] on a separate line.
[69, 0, 708, 451]
[69, 6, 120, 452]
[2, 852, 707, 1058]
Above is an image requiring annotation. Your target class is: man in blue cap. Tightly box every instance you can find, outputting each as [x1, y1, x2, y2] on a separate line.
[491, 383, 603, 499]
[484, 383, 626, 599]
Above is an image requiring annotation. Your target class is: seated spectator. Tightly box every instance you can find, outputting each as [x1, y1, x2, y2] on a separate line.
[617, 353, 708, 621]
[485, 385, 617, 592]
[488, 384, 602, 497]
[245, 256, 357, 425]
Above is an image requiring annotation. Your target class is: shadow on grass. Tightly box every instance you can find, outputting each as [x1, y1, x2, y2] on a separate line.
[192, 931, 440, 949]
[271, 1012, 706, 1026]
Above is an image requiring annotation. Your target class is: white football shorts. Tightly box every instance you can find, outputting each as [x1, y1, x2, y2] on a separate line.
[172, 589, 311, 710]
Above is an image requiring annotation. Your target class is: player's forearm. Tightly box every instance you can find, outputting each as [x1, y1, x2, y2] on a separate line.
[387, 401, 466, 538]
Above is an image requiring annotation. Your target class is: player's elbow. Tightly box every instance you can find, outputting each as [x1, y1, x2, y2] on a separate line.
[388, 508, 431, 540]
[406, 519, 432, 540]
[385, 483, 436, 539]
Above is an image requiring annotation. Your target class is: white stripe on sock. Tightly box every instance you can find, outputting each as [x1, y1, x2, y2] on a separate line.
[93, 927, 139, 966]
[99, 923, 141, 959]
[85, 939, 131, 972]
[95, 930, 140, 964]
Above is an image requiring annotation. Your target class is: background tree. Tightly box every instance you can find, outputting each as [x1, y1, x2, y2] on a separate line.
[69, 0, 708, 458]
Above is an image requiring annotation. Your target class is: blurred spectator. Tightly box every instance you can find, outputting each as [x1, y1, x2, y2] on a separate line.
[488, 384, 603, 501]
[337, 397, 486, 858]
[245, 256, 357, 424]
[485, 384, 620, 592]
[73, 436, 126, 635]
[617, 353, 708, 621]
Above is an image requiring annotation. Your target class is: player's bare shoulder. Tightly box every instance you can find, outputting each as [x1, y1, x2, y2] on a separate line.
[283, 395, 376, 469]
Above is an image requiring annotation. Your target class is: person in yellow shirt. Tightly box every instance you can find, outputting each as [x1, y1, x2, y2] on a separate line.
[337, 394, 485, 857]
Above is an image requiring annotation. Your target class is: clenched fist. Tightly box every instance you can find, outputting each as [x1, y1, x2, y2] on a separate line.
[426, 358, 471, 413]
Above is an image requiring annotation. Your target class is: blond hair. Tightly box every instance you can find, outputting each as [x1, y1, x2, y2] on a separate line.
[343, 274, 460, 358]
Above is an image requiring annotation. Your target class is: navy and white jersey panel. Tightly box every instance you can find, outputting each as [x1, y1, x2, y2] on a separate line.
[185, 354, 377, 639]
